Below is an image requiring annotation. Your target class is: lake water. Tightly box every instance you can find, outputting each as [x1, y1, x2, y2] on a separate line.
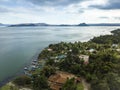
[0, 26, 120, 83]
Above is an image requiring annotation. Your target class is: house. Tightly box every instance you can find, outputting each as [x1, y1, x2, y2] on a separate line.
[79, 55, 89, 64]
[48, 71, 81, 90]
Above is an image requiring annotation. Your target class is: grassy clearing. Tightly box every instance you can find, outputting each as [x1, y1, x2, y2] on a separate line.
[77, 83, 84, 90]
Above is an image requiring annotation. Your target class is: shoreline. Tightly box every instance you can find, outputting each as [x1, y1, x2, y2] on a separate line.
[0, 49, 41, 88]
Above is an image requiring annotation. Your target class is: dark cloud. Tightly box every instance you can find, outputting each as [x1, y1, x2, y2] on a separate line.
[26, 0, 87, 6]
[0, 0, 88, 13]
[90, 0, 120, 10]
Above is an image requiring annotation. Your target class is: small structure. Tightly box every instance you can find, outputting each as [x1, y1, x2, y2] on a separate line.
[61, 50, 64, 54]
[54, 60, 59, 63]
[57, 55, 66, 59]
[47, 48, 53, 52]
[69, 49, 72, 52]
[89, 49, 95, 53]
[48, 71, 81, 90]
[112, 44, 118, 48]
[116, 49, 120, 52]
[65, 52, 67, 55]
[32, 62, 37, 65]
[33, 59, 37, 62]
[79, 55, 89, 64]
[24, 71, 32, 76]
[50, 57, 56, 59]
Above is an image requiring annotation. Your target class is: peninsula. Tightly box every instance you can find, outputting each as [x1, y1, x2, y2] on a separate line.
[1, 29, 120, 90]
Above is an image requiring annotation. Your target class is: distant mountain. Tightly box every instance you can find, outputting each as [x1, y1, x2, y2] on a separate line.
[7, 23, 120, 27]
[9, 23, 49, 27]
[88, 23, 120, 26]
[9, 23, 89, 27]
[77, 23, 120, 26]
[78, 23, 89, 26]
[0, 23, 4, 26]
[57, 23, 89, 26]
[0, 23, 9, 26]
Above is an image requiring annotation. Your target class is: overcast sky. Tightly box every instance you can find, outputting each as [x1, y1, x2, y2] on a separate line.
[0, 0, 120, 24]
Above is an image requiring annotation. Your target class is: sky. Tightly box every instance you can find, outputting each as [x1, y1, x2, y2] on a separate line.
[0, 0, 120, 24]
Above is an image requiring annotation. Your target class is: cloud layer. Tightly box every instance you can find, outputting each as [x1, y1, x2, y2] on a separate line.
[27, 0, 86, 6]
[0, 0, 120, 24]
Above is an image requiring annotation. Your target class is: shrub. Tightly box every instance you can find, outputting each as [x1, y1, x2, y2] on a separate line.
[13, 75, 31, 86]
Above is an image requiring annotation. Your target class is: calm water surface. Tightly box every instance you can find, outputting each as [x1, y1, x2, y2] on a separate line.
[0, 26, 120, 82]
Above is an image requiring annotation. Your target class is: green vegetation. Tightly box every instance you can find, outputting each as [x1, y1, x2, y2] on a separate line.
[0, 85, 12, 90]
[77, 83, 84, 90]
[0, 84, 19, 90]
[62, 78, 77, 90]
[90, 29, 120, 44]
[13, 75, 31, 86]
[40, 65, 56, 77]
[0, 85, 10, 90]
[32, 75, 49, 90]
[3, 28, 120, 90]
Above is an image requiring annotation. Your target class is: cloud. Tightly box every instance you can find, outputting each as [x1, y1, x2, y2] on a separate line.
[0, 0, 88, 14]
[90, 0, 120, 10]
[0, 0, 120, 24]
[26, 0, 87, 7]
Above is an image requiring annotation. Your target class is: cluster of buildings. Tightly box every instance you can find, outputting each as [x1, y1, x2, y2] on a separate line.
[23, 47, 95, 89]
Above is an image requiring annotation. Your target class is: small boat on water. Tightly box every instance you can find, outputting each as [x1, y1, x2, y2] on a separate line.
[24, 67, 28, 70]
[31, 62, 37, 65]
[33, 59, 37, 62]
